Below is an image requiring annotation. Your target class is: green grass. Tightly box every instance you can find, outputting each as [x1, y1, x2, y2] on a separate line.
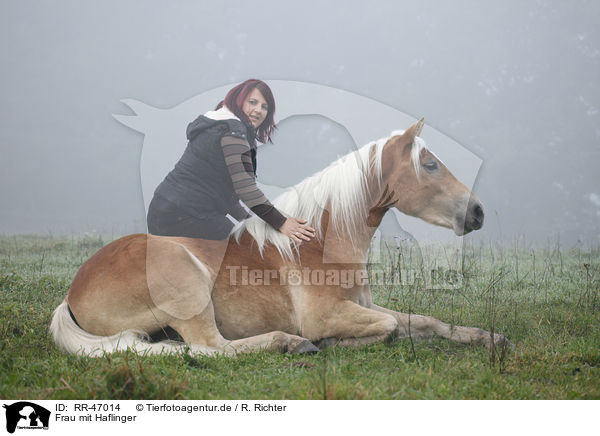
[0, 234, 598, 399]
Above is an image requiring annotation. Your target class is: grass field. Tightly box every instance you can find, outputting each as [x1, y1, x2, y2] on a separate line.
[0, 234, 598, 399]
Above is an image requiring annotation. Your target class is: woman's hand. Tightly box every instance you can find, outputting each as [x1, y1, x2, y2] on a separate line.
[279, 218, 316, 243]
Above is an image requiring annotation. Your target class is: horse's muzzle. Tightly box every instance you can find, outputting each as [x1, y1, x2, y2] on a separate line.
[464, 199, 484, 232]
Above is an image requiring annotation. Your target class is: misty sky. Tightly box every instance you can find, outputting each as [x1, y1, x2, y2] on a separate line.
[1, 1, 599, 245]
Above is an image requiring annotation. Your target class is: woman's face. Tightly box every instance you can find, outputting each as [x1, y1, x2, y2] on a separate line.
[242, 88, 268, 128]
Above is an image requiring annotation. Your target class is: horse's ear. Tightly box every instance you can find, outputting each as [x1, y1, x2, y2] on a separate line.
[414, 118, 424, 137]
[402, 118, 425, 143]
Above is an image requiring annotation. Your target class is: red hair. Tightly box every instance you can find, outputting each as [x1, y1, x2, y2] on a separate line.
[215, 79, 276, 143]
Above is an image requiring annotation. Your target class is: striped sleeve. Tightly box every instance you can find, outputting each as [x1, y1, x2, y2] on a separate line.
[220, 135, 287, 230]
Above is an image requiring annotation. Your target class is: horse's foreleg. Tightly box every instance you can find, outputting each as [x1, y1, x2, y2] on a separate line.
[223, 332, 319, 354]
[169, 303, 318, 355]
[310, 300, 398, 348]
[370, 303, 507, 349]
[171, 315, 318, 355]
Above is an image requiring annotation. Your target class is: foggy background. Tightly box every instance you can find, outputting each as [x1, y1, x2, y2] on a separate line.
[1, 1, 598, 246]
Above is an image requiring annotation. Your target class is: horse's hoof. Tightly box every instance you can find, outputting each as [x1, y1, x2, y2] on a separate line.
[489, 334, 514, 351]
[498, 335, 514, 349]
[315, 337, 337, 349]
[290, 340, 320, 354]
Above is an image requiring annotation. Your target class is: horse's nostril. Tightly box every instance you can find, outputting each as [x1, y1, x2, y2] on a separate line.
[473, 204, 483, 219]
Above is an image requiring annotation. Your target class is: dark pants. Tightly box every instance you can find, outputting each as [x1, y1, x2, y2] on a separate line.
[147, 195, 233, 240]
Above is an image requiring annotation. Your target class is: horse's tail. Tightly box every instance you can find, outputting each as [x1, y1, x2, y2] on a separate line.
[49, 301, 211, 356]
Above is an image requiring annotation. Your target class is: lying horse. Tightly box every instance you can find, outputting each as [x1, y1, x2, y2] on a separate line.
[50, 120, 507, 356]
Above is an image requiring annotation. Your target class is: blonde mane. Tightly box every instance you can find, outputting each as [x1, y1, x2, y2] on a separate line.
[232, 131, 426, 260]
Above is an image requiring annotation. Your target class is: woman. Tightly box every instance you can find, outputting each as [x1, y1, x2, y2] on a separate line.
[147, 79, 315, 243]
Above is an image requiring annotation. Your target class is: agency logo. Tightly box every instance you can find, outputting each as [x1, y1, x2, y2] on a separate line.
[114, 79, 483, 322]
[2, 402, 50, 434]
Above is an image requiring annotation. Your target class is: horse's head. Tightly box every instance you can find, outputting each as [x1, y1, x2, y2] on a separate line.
[380, 119, 484, 236]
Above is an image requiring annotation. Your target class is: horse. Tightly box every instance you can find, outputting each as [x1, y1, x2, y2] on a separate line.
[50, 119, 507, 356]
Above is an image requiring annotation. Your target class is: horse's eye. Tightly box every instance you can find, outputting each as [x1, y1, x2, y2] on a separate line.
[422, 160, 438, 172]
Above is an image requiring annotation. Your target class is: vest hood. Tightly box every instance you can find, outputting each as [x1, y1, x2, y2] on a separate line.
[186, 106, 255, 142]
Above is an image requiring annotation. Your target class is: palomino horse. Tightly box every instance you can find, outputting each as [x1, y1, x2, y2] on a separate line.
[50, 120, 507, 356]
